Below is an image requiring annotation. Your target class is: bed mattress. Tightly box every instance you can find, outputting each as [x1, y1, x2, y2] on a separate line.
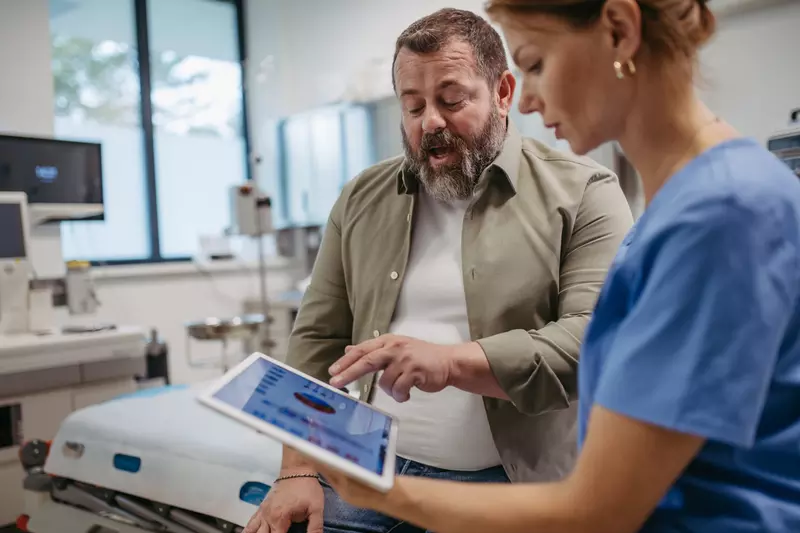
[44, 383, 284, 527]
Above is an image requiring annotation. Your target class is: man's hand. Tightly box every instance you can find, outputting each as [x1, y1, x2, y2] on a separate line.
[243, 475, 324, 533]
[328, 335, 457, 402]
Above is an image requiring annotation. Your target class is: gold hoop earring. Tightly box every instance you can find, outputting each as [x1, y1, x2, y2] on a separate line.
[627, 59, 637, 75]
[614, 61, 624, 79]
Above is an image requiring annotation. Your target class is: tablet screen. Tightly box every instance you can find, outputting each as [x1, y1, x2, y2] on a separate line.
[212, 357, 392, 475]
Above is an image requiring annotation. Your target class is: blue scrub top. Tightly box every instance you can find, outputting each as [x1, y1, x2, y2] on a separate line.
[579, 138, 800, 532]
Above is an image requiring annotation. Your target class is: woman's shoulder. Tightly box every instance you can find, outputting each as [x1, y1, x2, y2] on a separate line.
[644, 138, 800, 238]
[686, 138, 800, 206]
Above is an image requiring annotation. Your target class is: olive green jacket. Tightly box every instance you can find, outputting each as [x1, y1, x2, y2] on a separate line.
[285, 122, 633, 482]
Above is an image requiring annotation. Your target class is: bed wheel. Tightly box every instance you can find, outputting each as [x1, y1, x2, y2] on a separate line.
[153, 503, 172, 517]
[217, 519, 237, 532]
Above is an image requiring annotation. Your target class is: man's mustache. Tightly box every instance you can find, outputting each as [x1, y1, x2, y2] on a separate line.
[417, 131, 467, 156]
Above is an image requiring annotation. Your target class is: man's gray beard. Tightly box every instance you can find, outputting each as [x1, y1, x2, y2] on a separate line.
[401, 106, 506, 204]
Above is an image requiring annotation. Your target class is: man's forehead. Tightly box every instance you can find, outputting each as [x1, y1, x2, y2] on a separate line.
[394, 40, 479, 90]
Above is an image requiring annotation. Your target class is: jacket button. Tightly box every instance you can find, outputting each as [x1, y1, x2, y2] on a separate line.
[390, 271, 399, 280]
[373, 330, 380, 338]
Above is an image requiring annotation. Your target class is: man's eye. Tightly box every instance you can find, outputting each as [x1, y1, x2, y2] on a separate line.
[408, 107, 424, 116]
[444, 100, 463, 109]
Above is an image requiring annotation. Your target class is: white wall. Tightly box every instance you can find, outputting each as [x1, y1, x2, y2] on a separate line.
[245, 0, 488, 192]
[245, 0, 800, 174]
[246, 0, 486, 120]
[0, 0, 54, 136]
[0, 0, 296, 385]
[700, 2, 800, 144]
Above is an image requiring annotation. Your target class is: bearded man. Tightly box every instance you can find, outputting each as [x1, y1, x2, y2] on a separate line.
[245, 8, 633, 533]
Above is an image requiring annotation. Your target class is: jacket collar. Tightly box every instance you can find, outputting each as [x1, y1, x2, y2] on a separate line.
[397, 119, 522, 195]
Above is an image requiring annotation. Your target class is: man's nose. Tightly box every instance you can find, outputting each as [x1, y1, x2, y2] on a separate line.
[422, 107, 446, 134]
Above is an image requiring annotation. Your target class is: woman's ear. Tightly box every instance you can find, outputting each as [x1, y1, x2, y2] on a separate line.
[602, 0, 643, 64]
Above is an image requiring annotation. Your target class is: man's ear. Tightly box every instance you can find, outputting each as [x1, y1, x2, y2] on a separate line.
[496, 70, 516, 118]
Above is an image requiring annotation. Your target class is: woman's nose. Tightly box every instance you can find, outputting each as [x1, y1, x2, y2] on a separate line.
[518, 93, 543, 116]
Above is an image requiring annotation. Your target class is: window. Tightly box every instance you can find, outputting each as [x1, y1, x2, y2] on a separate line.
[50, 0, 150, 261]
[148, 0, 247, 258]
[48, 0, 248, 263]
[278, 104, 375, 227]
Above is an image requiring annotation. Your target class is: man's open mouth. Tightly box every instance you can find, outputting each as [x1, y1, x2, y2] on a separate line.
[427, 146, 452, 160]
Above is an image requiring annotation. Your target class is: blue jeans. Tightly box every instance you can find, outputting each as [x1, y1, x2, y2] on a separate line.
[321, 457, 509, 533]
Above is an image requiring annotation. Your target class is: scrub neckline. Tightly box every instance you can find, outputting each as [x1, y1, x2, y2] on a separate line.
[646, 136, 759, 213]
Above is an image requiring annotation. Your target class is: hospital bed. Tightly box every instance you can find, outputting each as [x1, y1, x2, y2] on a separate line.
[18, 383, 286, 533]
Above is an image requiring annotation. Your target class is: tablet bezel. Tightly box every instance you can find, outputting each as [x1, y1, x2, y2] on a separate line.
[196, 352, 398, 493]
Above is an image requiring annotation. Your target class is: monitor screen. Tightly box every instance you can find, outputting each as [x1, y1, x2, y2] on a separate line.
[0, 135, 103, 208]
[212, 357, 392, 475]
[768, 133, 800, 179]
[0, 203, 26, 259]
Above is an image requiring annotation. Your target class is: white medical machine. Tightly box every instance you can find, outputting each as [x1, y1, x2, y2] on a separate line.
[0, 140, 285, 532]
[188, 183, 277, 373]
[229, 183, 273, 238]
[199, 353, 398, 493]
[0, 134, 151, 528]
[0, 192, 33, 335]
[768, 108, 800, 179]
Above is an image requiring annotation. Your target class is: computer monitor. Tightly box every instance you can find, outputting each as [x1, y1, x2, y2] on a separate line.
[768, 129, 800, 179]
[0, 134, 104, 221]
[0, 192, 30, 260]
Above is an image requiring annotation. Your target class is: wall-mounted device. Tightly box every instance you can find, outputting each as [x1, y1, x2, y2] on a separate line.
[0, 134, 104, 223]
[229, 184, 273, 238]
[0, 192, 33, 335]
[276, 224, 323, 280]
[768, 108, 800, 179]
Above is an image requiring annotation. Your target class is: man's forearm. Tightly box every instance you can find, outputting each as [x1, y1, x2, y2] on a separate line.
[447, 342, 510, 401]
[280, 445, 318, 474]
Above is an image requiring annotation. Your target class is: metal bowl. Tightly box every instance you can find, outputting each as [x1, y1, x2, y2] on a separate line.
[185, 314, 266, 341]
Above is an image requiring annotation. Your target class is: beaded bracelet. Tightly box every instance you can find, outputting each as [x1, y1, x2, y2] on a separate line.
[274, 473, 321, 483]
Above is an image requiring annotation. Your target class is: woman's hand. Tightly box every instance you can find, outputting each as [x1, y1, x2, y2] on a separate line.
[305, 458, 400, 513]
[289, 406, 707, 533]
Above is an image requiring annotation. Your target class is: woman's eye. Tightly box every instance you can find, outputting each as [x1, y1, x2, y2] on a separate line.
[527, 60, 543, 74]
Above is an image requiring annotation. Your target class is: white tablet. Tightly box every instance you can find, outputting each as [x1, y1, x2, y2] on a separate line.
[197, 352, 398, 492]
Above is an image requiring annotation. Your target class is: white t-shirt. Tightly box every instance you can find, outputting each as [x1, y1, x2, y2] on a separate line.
[371, 192, 502, 471]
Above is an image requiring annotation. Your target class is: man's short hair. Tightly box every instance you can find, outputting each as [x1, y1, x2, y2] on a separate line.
[392, 8, 510, 92]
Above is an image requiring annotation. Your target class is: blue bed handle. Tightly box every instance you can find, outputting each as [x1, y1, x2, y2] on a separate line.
[240, 481, 271, 505]
[113, 453, 142, 473]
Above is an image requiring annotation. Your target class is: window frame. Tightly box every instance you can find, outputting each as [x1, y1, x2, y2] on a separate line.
[75, 0, 252, 267]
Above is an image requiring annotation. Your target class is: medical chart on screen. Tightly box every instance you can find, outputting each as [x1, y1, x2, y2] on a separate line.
[213, 357, 391, 475]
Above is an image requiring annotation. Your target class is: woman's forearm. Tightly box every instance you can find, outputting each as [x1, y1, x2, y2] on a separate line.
[318, 407, 705, 533]
[380, 477, 582, 533]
